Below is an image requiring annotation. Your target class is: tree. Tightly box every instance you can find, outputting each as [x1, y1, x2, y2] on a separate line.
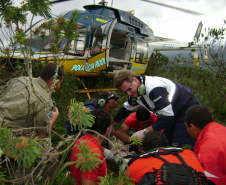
[201, 24, 226, 74]
[0, 1, 133, 184]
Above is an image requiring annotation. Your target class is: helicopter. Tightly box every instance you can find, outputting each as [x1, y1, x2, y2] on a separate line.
[0, 0, 207, 77]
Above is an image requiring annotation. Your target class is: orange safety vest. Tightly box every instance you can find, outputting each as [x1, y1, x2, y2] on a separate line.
[127, 148, 209, 185]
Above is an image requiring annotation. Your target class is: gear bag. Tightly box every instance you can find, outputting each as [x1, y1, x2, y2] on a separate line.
[65, 98, 98, 135]
[128, 148, 213, 185]
[83, 98, 99, 109]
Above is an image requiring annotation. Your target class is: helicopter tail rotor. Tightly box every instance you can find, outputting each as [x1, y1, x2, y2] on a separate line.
[194, 21, 203, 43]
[191, 21, 208, 66]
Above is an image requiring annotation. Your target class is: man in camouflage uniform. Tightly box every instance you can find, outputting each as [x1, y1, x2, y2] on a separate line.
[0, 63, 64, 183]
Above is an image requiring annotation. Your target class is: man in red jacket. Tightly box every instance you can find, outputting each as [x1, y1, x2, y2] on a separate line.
[185, 105, 226, 185]
[70, 109, 111, 185]
[115, 106, 158, 144]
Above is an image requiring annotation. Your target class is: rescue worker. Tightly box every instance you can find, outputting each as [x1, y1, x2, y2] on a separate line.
[116, 106, 158, 144]
[185, 105, 226, 184]
[0, 63, 64, 138]
[65, 91, 119, 135]
[70, 109, 111, 185]
[127, 131, 211, 184]
[111, 69, 200, 149]
[0, 63, 64, 184]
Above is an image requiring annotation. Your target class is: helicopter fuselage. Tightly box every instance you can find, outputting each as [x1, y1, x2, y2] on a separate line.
[1, 3, 204, 76]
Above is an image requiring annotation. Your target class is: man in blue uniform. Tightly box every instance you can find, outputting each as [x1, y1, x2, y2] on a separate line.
[111, 69, 200, 149]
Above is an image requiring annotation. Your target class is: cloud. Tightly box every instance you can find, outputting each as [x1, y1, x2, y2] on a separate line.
[1, 0, 225, 45]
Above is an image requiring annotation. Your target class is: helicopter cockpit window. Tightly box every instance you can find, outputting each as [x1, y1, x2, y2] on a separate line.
[27, 22, 56, 51]
[27, 20, 66, 52]
[67, 25, 87, 56]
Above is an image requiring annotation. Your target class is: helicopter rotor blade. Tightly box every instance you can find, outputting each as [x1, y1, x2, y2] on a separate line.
[141, 0, 204, 15]
[49, 0, 72, 4]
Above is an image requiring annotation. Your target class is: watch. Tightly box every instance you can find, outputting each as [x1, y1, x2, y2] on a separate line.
[143, 129, 147, 135]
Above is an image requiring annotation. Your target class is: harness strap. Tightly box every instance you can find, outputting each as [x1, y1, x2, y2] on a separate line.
[129, 148, 205, 185]
[128, 147, 183, 167]
[156, 153, 196, 184]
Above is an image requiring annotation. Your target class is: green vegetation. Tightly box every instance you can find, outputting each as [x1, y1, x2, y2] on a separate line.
[1, 40, 225, 184]
[0, 0, 225, 184]
[52, 50, 225, 184]
[0, 124, 42, 168]
[146, 52, 225, 125]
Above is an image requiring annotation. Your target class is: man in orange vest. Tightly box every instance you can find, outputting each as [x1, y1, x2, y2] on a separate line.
[126, 131, 210, 184]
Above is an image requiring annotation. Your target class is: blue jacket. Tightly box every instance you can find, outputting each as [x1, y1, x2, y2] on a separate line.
[114, 76, 200, 147]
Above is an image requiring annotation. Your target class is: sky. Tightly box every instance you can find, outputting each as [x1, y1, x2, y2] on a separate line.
[49, 0, 226, 42]
[1, 0, 225, 46]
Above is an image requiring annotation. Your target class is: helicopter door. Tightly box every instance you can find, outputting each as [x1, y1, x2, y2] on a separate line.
[105, 19, 117, 67]
[133, 38, 149, 74]
[135, 38, 148, 64]
[85, 19, 117, 72]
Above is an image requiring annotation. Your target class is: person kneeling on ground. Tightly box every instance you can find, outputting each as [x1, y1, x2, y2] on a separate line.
[70, 109, 111, 185]
[116, 106, 158, 144]
[126, 131, 213, 185]
[66, 91, 119, 135]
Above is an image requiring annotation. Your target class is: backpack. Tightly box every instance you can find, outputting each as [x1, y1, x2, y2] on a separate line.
[65, 98, 98, 135]
[128, 148, 214, 185]
[83, 98, 99, 109]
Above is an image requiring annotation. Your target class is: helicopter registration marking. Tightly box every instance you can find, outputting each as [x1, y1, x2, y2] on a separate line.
[163, 43, 174, 49]
[71, 58, 106, 71]
[96, 18, 108, 23]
